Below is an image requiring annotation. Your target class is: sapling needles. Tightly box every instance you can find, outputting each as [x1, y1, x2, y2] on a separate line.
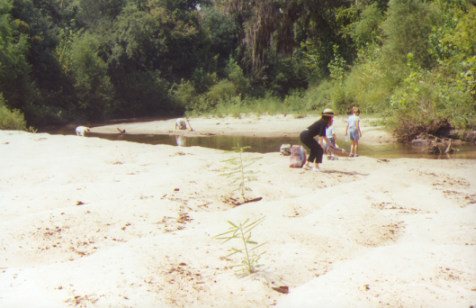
[213, 217, 266, 276]
[220, 144, 261, 203]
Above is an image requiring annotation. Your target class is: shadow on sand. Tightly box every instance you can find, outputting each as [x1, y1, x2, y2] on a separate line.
[323, 170, 370, 176]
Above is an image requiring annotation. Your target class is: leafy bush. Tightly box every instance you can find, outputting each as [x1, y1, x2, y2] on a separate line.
[213, 95, 244, 118]
[207, 80, 237, 106]
[172, 80, 197, 110]
[0, 94, 27, 130]
[267, 57, 307, 97]
[331, 84, 355, 114]
[243, 92, 283, 116]
[284, 89, 305, 113]
[191, 68, 217, 94]
[302, 80, 334, 111]
[225, 57, 249, 94]
[385, 53, 476, 134]
[443, 8, 476, 59]
[344, 46, 393, 113]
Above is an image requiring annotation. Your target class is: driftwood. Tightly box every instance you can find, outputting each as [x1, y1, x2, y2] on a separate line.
[445, 139, 455, 153]
[412, 134, 459, 155]
[225, 196, 263, 207]
[394, 118, 453, 143]
[272, 286, 289, 294]
[234, 197, 263, 207]
[244, 197, 263, 204]
[428, 140, 441, 154]
[398, 118, 473, 153]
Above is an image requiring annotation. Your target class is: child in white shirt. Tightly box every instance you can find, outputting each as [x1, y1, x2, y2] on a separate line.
[175, 118, 188, 130]
[323, 118, 338, 160]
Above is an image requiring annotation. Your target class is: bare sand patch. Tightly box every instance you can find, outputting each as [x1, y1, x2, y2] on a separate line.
[0, 116, 475, 308]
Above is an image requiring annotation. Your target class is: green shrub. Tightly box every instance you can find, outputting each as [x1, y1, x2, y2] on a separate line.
[172, 79, 198, 110]
[214, 95, 245, 118]
[207, 79, 237, 106]
[386, 54, 476, 133]
[243, 92, 283, 116]
[284, 89, 306, 113]
[344, 47, 393, 113]
[191, 68, 217, 94]
[0, 94, 27, 130]
[225, 57, 249, 94]
[330, 84, 354, 114]
[303, 80, 333, 111]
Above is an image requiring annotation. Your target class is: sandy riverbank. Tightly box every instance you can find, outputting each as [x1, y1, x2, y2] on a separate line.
[90, 115, 394, 145]
[0, 115, 475, 308]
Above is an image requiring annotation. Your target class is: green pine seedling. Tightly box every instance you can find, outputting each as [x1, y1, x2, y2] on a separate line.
[214, 217, 266, 277]
[220, 144, 261, 203]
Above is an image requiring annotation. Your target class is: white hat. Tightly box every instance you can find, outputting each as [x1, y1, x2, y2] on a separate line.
[322, 108, 335, 116]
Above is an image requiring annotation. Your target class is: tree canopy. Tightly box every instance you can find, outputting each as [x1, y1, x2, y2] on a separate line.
[0, 0, 474, 133]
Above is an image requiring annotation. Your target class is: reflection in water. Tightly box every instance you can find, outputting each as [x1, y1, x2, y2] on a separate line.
[43, 128, 476, 159]
[175, 135, 186, 146]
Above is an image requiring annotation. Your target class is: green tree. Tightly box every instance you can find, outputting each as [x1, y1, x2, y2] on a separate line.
[217, 0, 351, 78]
[200, 8, 239, 73]
[382, 0, 442, 68]
[79, 0, 127, 28]
[429, 14, 460, 62]
[70, 31, 114, 119]
[347, 2, 385, 47]
[267, 56, 307, 97]
[444, 7, 476, 58]
[328, 44, 348, 85]
[9, 0, 82, 126]
[108, 2, 199, 81]
[0, 0, 31, 111]
[109, 69, 172, 117]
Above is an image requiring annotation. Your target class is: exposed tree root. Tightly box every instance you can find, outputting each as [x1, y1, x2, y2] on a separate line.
[393, 118, 454, 143]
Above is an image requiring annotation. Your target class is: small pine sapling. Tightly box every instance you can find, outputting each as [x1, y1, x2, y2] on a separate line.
[220, 144, 261, 204]
[214, 217, 266, 277]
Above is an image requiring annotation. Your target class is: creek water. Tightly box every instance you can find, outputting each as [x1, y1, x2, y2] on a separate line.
[43, 127, 476, 160]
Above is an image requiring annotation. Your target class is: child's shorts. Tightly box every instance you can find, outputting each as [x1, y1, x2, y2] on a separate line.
[349, 129, 360, 141]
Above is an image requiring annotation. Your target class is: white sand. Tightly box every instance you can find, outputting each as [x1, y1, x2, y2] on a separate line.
[0, 115, 475, 308]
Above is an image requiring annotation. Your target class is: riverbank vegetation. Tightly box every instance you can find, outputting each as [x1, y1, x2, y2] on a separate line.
[0, 0, 475, 141]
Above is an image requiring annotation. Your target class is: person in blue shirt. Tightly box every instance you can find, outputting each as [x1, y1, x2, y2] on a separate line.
[345, 107, 362, 157]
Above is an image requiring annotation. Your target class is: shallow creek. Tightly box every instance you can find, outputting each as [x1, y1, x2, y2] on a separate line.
[42, 126, 476, 160]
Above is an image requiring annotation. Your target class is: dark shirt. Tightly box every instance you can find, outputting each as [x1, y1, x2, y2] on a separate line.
[307, 119, 328, 138]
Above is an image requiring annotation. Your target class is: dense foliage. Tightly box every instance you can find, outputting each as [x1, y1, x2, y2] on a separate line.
[0, 0, 474, 138]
